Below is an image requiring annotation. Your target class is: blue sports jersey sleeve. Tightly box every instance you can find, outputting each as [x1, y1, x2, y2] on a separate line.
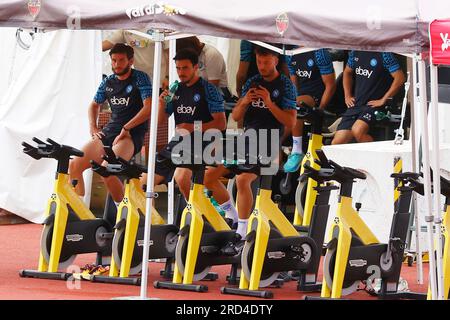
[315, 49, 334, 75]
[280, 75, 297, 110]
[203, 80, 225, 113]
[240, 40, 253, 62]
[382, 52, 401, 74]
[134, 70, 153, 101]
[241, 75, 260, 97]
[93, 76, 111, 104]
[346, 50, 355, 69]
[285, 55, 296, 75]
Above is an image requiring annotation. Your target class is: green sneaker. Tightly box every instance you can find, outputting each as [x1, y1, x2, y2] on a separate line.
[283, 153, 304, 173]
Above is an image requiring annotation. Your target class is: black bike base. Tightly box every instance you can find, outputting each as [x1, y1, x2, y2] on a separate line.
[297, 282, 323, 292]
[221, 287, 273, 299]
[19, 269, 71, 281]
[303, 296, 350, 300]
[226, 275, 240, 285]
[377, 291, 427, 300]
[159, 269, 173, 279]
[153, 280, 208, 292]
[90, 275, 141, 286]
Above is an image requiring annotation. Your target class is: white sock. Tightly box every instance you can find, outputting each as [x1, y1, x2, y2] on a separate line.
[220, 199, 238, 224]
[292, 136, 303, 154]
[237, 219, 248, 240]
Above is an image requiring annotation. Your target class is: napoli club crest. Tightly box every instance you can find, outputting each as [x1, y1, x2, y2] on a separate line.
[28, 0, 41, 19]
[193, 94, 201, 102]
[276, 12, 289, 37]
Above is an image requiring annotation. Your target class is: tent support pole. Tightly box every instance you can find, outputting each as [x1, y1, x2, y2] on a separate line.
[140, 32, 163, 300]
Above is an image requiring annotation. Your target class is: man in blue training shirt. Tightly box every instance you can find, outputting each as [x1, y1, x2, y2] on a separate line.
[69, 43, 152, 204]
[204, 46, 297, 250]
[283, 48, 336, 172]
[151, 48, 227, 199]
[332, 50, 405, 144]
[236, 40, 291, 98]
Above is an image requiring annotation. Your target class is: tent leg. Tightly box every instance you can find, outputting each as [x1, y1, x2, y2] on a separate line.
[140, 32, 164, 300]
[418, 57, 438, 299]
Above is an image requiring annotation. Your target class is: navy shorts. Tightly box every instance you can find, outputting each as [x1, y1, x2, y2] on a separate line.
[297, 88, 324, 107]
[336, 105, 384, 131]
[155, 133, 224, 184]
[101, 125, 145, 156]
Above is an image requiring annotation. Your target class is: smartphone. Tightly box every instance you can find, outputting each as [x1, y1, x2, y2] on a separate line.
[250, 81, 259, 90]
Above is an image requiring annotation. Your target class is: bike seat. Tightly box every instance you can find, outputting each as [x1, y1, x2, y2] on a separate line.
[296, 102, 324, 122]
[302, 163, 336, 183]
[390, 172, 421, 181]
[91, 147, 147, 179]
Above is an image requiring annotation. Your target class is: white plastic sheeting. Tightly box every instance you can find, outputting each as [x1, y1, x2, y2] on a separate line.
[0, 29, 102, 223]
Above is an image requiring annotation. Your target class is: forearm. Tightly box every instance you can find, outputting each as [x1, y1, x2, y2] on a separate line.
[382, 77, 405, 100]
[231, 100, 248, 122]
[158, 102, 168, 125]
[88, 102, 100, 129]
[319, 86, 335, 109]
[343, 71, 354, 98]
[236, 74, 245, 98]
[124, 103, 151, 130]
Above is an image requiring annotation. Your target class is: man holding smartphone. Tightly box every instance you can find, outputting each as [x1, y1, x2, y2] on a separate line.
[204, 45, 297, 253]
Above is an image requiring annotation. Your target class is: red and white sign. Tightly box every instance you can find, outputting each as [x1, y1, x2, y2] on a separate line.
[430, 19, 450, 66]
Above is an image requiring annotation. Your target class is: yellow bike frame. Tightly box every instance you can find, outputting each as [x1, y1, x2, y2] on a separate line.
[293, 132, 323, 226]
[109, 178, 165, 278]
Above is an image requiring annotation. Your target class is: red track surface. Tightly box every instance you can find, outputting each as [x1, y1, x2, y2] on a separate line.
[0, 224, 429, 300]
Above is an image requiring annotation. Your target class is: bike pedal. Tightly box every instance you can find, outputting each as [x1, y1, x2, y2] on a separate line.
[201, 245, 220, 254]
[179, 225, 190, 237]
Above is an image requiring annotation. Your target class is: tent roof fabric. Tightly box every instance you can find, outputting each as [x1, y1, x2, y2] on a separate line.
[0, 0, 448, 53]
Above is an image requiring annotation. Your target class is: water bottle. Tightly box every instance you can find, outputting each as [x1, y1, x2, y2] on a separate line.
[164, 80, 179, 103]
[374, 110, 390, 121]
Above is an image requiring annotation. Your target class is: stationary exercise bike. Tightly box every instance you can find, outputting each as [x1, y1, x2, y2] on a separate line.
[19, 138, 116, 280]
[290, 103, 334, 228]
[87, 147, 179, 285]
[307, 151, 425, 299]
[221, 154, 335, 298]
[154, 139, 240, 292]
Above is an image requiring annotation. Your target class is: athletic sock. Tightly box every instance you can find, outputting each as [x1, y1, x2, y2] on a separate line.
[220, 199, 238, 224]
[236, 218, 248, 240]
[292, 136, 303, 154]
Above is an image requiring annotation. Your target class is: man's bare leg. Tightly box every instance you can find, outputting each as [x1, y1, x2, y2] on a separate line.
[102, 137, 134, 202]
[173, 168, 192, 200]
[204, 165, 238, 224]
[352, 120, 373, 143]
[331, 129, 354, 145]
[235, 172, 258, 239]
[69, 138, 105, 196]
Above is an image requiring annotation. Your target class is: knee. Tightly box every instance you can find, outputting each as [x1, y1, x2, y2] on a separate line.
[175, 175, 191, 195]
[236, 175, 251, 190]
[203, 170, 219, 190]
[69, 157, 84, 175]
[331, 133, 345, 145]
[351, 126, 365, 142]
